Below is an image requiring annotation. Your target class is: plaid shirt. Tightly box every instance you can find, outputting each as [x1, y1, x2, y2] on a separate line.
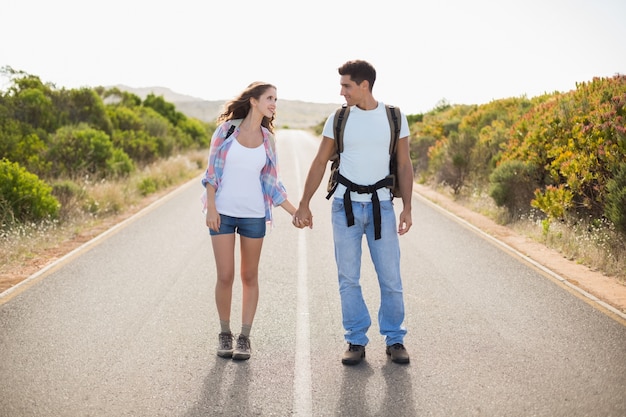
[201, 119, 288, 226]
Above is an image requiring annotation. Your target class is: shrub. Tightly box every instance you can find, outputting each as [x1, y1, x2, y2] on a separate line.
[178, 118, 210, 147]
[138, 177, 158, 196]
[107, 148, 135, 177]
[112, 129, 159, 163]
[140, 108, 175, 158]
[411, 135, 436, 178]
[52, 180, 86, 220]
[489, 160, 538, 215]
[531, 184, 574, 220]
[46, 123, 132, 179]
[46, 124, 112, 177]
[605, 164, 626, 235]
[0, 159, 59, 223]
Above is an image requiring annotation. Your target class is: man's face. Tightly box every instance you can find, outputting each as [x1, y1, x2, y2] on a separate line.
[339, 75, 365, 106]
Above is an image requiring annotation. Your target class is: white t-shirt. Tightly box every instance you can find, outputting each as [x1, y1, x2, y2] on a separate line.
[216, 139, 266, 217]
[322, 102, 410, 202]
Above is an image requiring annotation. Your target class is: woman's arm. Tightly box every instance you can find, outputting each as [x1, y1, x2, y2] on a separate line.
[279, 199, 297, 217]
[205, 184, 220, 232]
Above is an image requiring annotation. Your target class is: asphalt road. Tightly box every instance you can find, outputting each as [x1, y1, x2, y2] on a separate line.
[1, 129, 625, 417]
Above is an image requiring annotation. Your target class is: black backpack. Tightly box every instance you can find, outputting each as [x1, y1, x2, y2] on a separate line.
[326, 103, 402, 199]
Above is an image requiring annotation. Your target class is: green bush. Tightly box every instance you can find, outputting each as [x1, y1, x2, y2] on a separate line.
[0, 158, 59, 223]
[52, 180, 85, 204]
[138, 177, 158, 196]
[531, 185, 573, 220]
[52, 180, 86, 219]
[64, 88, 113, 135]
[143, 93, 185, 126]
[140, 108, 175, 158]
[112, 129, 159, 163]
[0, 122, 50, 176]
[411, 135, 436, 177]
[46, 123, 131, 178]
[605, 163, 626, 235]
[489, 160, 538, 215]
[14, 87, 56, 132]
[107, 148, 135, 177]
[178, 117, 210, 148]
[437, 131, 476, 194]
[107, 105, 143, 132]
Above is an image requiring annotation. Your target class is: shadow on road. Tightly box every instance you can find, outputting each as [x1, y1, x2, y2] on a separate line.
[336, 360, 417, 416]
[380, 361, 417, 416]
[184, 358, 254, 417]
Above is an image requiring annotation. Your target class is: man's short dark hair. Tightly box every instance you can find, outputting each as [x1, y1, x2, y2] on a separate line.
[338, 60, 376, 91]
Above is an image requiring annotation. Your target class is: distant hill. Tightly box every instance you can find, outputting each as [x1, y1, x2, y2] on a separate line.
[114, 85, 340, 129]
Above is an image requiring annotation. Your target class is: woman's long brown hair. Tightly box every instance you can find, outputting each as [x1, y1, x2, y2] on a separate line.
[217, 82, 276, 133]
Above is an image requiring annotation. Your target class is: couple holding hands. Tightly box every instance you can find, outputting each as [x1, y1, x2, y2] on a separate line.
[202, 60, 413, 365]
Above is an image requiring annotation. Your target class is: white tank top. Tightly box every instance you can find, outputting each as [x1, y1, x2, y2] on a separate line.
[216, 139, 266, 217]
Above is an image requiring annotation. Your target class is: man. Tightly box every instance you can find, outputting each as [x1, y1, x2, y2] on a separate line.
[293, 60, 413, 365]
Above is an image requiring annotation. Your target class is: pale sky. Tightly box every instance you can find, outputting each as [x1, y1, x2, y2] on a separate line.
[2, 0, 625, 115]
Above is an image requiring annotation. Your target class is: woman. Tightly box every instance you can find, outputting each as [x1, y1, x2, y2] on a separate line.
[202, 82, 298, 360]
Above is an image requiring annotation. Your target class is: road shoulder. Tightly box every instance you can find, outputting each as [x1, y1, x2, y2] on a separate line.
[413, 183, 626, 319]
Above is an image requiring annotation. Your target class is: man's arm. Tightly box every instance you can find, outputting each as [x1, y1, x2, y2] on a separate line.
[395, 136, 413, 235]
[293, 136, 336, 229]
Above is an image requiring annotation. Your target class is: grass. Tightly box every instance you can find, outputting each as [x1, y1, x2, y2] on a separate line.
[514, 212, 626, 281]
[460, 187, 626, 284]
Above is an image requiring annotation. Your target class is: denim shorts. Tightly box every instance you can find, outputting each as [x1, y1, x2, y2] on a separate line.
[209, 214, 266, 238]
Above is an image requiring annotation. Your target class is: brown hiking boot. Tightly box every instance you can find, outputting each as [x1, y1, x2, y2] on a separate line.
[217, 332, 234, 358]
[232, 334, 251, 361]
[342, 343, 365, 365]
[386, 343, 410, 364]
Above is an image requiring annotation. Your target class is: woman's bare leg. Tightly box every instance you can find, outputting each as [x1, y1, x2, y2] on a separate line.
[239, 236, 264, 328]
[211, 234, 236, 322]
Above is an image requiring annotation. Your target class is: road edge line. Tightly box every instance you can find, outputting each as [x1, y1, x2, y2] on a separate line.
[412, 186, 626, 325]
[0, 176, 200, 303]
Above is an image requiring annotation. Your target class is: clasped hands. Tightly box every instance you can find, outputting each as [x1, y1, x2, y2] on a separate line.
[292, 207, 313, 229]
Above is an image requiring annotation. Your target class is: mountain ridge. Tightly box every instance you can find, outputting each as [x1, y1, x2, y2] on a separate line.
[114, 85, 341, 129]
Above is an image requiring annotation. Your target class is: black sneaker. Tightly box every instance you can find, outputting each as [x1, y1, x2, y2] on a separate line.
[386, 343, 410, 364]
[217, 332, 234, 358]
[342, 343, 366, 365]
[233, 334, 251, 360]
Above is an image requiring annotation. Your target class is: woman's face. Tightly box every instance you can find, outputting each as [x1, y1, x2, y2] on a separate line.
[253, 87, 277, 119]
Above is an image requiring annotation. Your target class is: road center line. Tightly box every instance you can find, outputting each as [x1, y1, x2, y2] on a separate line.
[290, 133, 312, 416]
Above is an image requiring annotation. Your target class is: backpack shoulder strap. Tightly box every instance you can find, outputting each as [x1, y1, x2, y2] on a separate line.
[385, 104, 401, 154]
[225, 124, 236, 139]
[224, 118, 242, 140]
[333, 104, 350, 154]
[332, 104, 398, 155]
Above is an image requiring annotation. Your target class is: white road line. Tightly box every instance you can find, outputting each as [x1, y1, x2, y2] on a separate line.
[293, 230, 312, 416]
[0, 177, 198, 303]
[289, 132, 313, 416]
[413, 190, 626, 324]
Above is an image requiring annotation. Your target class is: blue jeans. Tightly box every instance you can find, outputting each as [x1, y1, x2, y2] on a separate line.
[331, 198, 407, 346]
